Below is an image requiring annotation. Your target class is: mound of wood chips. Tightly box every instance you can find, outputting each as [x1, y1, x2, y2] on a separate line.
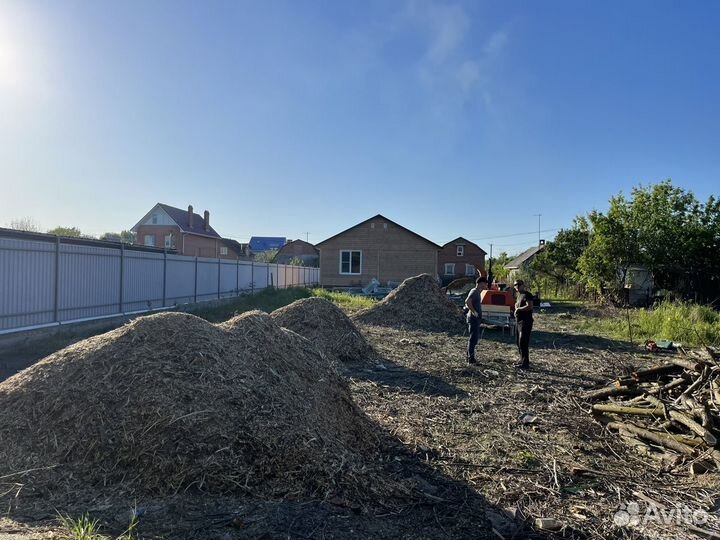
[271, 297, 376, 364]
[585, 346, 720, 473]
[353, 274, 463, 333]
[0, 311, 386, 502]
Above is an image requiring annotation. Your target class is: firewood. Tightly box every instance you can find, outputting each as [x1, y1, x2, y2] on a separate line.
[670, 357, 703, 373]
[643, 394, 717, 446]
[632, 364, 682, 380]
[582, 386, 642, 401]
[592, 404, 664, 417]
[608, 422, 696, 456]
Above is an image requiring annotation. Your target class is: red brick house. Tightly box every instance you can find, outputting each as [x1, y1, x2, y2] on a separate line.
[438, 237, 486, 285]
[131, 203, 244, 259]
[274, 239, 319, 266]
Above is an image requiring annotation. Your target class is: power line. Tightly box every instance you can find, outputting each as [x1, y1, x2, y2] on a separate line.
[468, 228, 560, 241]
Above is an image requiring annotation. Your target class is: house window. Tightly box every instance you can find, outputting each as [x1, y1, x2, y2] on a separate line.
[456, 245, 465, 257]
[164, 234, 174, 249]
[151, 214, 158, 224]
[465, 264, 476, 276]
[144, 234, 155, 247]
[220, 246, 228, 256]
[340, 250, 361, 275]
[444, 263, 455, 275]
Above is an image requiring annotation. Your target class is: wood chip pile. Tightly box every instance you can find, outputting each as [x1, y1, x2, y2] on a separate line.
[585, 347, 720, 473]
[353, 274, 463, 333]
[270, 297, 376, 364]
[0, 311, 386, 502]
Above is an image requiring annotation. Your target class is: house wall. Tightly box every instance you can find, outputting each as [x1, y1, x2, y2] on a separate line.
[276, 241, 319, 266]
[438, 242, 486, 283]
[319, 220, 438, 287]
[135, 226, 236, 259]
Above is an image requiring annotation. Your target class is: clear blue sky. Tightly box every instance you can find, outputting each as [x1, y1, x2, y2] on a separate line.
[1, 0, 719, 255]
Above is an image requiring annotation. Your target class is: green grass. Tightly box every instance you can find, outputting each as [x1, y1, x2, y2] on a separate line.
[575, 301, 720, 347]
[188, 286, 375, 323]
[57, 510, 138, 540]
[309, 288, 376, 312]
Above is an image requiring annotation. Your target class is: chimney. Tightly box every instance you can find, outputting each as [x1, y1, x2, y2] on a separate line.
[188, 205, 194, 228]
[203, 210, 210, 231]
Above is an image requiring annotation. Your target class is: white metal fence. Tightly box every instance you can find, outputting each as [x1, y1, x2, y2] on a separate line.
[0, 231, 320, 334]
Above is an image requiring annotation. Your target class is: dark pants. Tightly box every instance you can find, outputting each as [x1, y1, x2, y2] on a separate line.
[516, 318, 533, 366]
[467, 315, 480, 361]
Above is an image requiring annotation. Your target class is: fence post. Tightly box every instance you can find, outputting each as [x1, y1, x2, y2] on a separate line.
[277, 263, 280, 289]
[162, 249, 167, 307]
[266, 263, 270, 290]
[119, 243, 124, 314]
[285, 264, 288, 289]
[194, 257, 198, 303]
[54, 236, 60, 322]
[217, 257, 221, 299]
[236, 258, 239, 296]
[251, 260, 255, 294]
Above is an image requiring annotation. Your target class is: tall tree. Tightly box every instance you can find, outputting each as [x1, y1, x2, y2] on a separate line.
[99, 230, 136, 243]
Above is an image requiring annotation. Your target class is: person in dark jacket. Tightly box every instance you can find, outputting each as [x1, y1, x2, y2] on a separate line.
[464, 276, 488, 364]
[513, 279, 534, 370]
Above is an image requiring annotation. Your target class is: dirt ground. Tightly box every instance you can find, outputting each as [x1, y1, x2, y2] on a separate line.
[2, 304, 719, 539]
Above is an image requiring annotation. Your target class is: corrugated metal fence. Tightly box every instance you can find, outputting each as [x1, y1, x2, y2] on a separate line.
[0, 231, 320, 334]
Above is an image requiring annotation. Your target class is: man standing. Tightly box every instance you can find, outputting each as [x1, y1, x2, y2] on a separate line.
[465, 276, 488, 364]
[513, 279, 534, 370]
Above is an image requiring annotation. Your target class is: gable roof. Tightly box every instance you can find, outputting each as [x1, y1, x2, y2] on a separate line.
[221, 238, 249, 256]
[316, 214, 441, 249]
[249, 236, 287, 251]
[442, 236, 486, 254]
[278, 239, 319, 253]
[505, 245, 545, 269]
[131, 203, 221, 238]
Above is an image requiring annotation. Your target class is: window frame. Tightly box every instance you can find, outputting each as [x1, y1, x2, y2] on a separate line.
[456, 245, 465, 257]
[220, 246, 228, 256]
[465, 263, 476, 276]
[339, 250, 362, 275]
[144, 234, 155, 247]
[444, 263, 456, 275]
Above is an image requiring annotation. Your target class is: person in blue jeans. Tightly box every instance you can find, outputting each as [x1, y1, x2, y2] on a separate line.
[464, 276, 488, 364]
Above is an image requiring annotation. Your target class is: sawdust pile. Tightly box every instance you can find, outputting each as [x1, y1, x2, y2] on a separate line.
[271, 297, 376, 364]
[0, 311, 384, 501]
[353, 274, 463, 332]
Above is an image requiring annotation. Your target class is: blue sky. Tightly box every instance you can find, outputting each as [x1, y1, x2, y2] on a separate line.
[1, 0, 719, 255]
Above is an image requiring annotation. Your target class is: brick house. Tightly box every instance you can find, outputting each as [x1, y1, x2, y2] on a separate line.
[131, 203, 244, 259]
[438, 237, 487, 285]
[316, 214, 440, 288]
[274, 239, 319, 266]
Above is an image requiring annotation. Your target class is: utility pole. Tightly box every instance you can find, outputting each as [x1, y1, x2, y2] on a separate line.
[303, 232, 310, 242]
[488, 243, 493, 284]
[533, 214, 542, 246]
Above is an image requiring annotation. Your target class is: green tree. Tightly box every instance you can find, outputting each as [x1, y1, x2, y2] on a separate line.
[531, 219, 590, 296]
[576, 180, 720, 302]
[47, 226, 84, 238]
[288, 257, 305, 266]
[487, 251, 512, 281]
[99, 230, 136, 243]
[254, 249, 279, 263]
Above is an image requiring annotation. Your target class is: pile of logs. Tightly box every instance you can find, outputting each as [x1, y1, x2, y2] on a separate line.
[585, 347, 720, 473]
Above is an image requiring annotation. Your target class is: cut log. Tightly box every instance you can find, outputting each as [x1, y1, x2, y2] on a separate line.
[592, 404, 664, 417]
[618, 431, 682, 468]
[632, 364, 682, 380]
[608, 422, 696, 456]
[670, 357, 703, 373]
[643, 394, 717, 446]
